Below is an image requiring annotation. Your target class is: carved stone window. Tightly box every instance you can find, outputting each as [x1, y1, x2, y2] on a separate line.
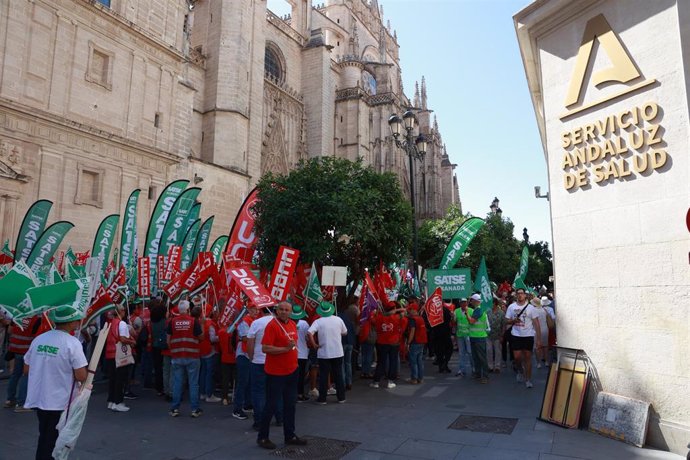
[86, 41, 113, 90]
[264, 43, 285, 84]
[75, 165, 104, 208]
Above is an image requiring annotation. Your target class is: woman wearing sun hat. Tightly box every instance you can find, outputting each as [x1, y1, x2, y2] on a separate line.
[24, 306, 88, 460]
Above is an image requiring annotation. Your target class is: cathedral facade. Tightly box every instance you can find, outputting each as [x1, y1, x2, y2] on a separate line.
[0, 0, 459, 251]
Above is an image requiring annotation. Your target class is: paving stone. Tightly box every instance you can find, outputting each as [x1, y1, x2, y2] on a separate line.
[392, 439, 464, 460]
[456, 445, 541, 460]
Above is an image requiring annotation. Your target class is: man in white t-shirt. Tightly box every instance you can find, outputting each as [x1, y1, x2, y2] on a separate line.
[24, 306, 88, 460]
[247, 306, 281, 430]
[307, 302, 347, 404]
[505, 288, 541, 389]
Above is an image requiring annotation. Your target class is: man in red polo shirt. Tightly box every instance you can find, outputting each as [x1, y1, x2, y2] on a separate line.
[257, 301, 308, 450]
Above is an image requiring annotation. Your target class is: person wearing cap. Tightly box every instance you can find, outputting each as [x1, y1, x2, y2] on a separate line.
[453, 298, 473, 377]
[167, 300, 204, 417]
[466, 293, 490, 383]
[307, 302, 347, 403]
[257, 301, 307, 450]
[290, 305, 310, 402]
[23, 306, 88, 460]
[233, 304, 258, 420]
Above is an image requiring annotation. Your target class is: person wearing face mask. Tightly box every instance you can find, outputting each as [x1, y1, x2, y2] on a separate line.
[23, 306, 88, 460]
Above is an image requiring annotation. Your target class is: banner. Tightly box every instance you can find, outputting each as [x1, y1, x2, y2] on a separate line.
[439, 217, 485, 270]
[226, 266, 274, 308]
[25, 277, 91, 317]
[138, 257, 151, 299]
[0, 261, 39, 320]
[359, 287, 379, 325]
[224, 187, 259, 264]
[143, 179, 189, 291]
[158, 187, 201, 258]
[14, 199, 53, 264]
[106, 266, 126, 305]
[303, 262, 322, 310]
[119, 189, 140, 269]
[210, 236, 228, 265]
[267, 246, 300, 301]
[180, 219, 201, 270]
[218, 282, 242, 329]
[91, 214, 119, 276]
[162, 262, 195, 303]
[426, 268, 472, 300]
[513, 245, 529, 286]
[423, 287, 444, 327]
[192, 216, 214, 257]
[26, 221, 75, 273]
[186, 202, 201, 235]
[473, 257, 493, 317]
[164, 246, 182, 281]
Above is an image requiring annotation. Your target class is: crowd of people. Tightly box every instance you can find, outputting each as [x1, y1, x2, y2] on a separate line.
[0, 285, 556, 457]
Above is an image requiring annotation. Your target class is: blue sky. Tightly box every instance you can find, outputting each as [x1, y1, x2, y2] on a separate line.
[267, 0, 553, 246]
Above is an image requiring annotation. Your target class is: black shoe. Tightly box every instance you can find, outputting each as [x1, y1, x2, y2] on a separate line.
[285, 436, 308, 446]
[257, 438, 276, 450]
[191, 409, 203, 418]
[124, 392, 139, 400]
[232, 410, 248, 420]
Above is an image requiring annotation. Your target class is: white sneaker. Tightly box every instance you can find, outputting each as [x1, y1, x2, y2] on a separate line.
[327, 387, 337, 396]
[308, 388, 319, 398]
[516, 373, 524, 383]
[369, 382, 379, 389]
[205, 395, 221, 403]
[386, 382, 396, 389]
[111, 403, 130, 412]
[107, 402, 114, 410]
[525, 381, 533, 389]
[536, 362, 542, 369]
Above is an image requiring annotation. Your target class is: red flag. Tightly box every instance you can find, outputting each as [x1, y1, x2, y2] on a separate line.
[157, 255, 165, 288]
[163, 262, 195, 302]
[107, 265, 126, 304]
[224, 187, 259, 265]
[379, 261, 395, 290]
[364, 271, 380, 302]
[74, 251, 90, 266]
[55, 251, 65, 273]
[165, 245, 182, 281]
[423, 287, 444, 327]
[82, 285, 115, 327]
[226, 266, 274, 309]
[104, 259, 115, 280]
[267, 246, 300, 301]
[138, 257, 151, 298]
[218, 281, 242, 329]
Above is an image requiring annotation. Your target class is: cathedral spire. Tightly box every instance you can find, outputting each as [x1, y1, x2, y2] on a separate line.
[414, 81, 420, 108]
[433, 115, 439, 133]
[421, 76, 428, 110]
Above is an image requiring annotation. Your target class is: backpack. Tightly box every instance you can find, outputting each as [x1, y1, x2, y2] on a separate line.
[151, 320, 168, 349]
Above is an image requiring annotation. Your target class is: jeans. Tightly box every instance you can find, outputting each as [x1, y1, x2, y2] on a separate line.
[36, 409, 61, 460]
[152, 348, 164, 393]
[250, 363, 266, 426]
[318, 357, 345, 402]
[457, 336, 473, 375]
[360, 342, 374, 375]
[140, 350, 153, 388]
[6, 353, 27, 405]
[258, 370, 298, 442]
[342, 344, 353, 385]
[171, 358, 201, 411]
[487, 338, 502, 369]
[200, 355, 216, 397]
[373, 344, 399, 382]
[408, 343, 424, 381]
[470, 338, 489, 378]
[163, 355, 172, 395]
[233, 356, 251, 412]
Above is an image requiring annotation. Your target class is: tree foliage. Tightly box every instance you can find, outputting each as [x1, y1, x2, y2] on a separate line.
[418, 207, 553, 288]
[253, 157, 412, 295]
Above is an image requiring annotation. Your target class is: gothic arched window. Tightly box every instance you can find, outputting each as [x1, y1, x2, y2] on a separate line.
[264, 44, 285, 84]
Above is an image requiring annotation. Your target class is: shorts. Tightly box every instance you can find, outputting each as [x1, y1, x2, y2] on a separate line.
[308, 348, 319, 368]
[510, 335, 534, 351]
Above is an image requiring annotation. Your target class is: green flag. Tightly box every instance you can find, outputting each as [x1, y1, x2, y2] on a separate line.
[119, 189, 140, 270]
[14, 199, 53, 264]
[92, 214, 119, 274]
[210, 235, 228, 265]
[303, 262, 323, 310]
[158, 187, 201, 258]
[144, 179, 189, 290]
[185, 202, 201, 235]
[192, 216, 214, 257]
[473, 256, 493, 316]
[439, 217, 485, 269]
[513, 246, 529, 286]
[24, 277, 91, 319]
[65, 247, 76, 267]
[26, 221, 74, 273]
[0, 261, 39, 320]
[180, 219, 201, 270]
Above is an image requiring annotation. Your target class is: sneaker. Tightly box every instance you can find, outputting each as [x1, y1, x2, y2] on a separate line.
[243, 406, 254, 414]
[205, 395, 221, 403]
[4, 400, 16, 409]
[308, 388, 319, 398]
[386, 382, 396, 389]
[169, 409, 180, 417]
[369, 382, 380, 389]
[232, 410, 248, 420]
[297, 395, 310, 403]
[107, 402, 114, 410]
[516, 373, 524, 383]
[525, 381, 533, 389]
[123, 392, 139, 400]
[316, 400, 327, 405]
[257, 438, 276, 450]
[455, 370, 464, 377]
[111, 403, 130, 412]
[536, 362, 542, 369]
[338, 399, 346, 404]
[285, 436, 308, 446]
[14, 405, 32, 413]
[327, 387, 337, 396]
[191, 409, 203, 418]
[406, 378, 418, 384]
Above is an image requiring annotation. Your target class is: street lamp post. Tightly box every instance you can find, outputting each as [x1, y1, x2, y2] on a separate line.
[490, 197, 503, 217]
[388, 110, 427, 281]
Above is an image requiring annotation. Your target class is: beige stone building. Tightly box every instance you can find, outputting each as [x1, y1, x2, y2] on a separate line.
[0, 0, 459, 254]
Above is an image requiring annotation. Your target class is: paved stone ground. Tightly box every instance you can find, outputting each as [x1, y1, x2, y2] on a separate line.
[0, 355, 684, 460]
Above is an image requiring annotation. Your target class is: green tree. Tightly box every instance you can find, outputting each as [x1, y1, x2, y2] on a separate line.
[253, 157, 412, 301]
[417, 204, 466, 268]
